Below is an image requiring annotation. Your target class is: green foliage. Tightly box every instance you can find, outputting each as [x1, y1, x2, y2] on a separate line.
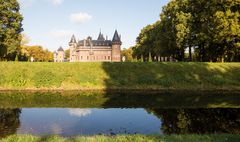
[133, 0, 240, 62]
[0, 0, 23, 61]
[64, 49, 70, 60]
[21, 45, 53, 62]
[121, 47, 133, 62]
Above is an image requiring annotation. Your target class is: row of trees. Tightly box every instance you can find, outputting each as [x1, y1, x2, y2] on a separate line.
[133, 0, 240, 62]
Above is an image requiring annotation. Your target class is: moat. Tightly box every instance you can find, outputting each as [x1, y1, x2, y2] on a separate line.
[0, 91, 240, 138]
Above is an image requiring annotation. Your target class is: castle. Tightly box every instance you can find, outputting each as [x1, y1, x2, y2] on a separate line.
[54, 30, 121, 62]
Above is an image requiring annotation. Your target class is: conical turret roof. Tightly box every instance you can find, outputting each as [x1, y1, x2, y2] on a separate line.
[57, 46, 64, 51]
[112, 30, 122, 44]
[69, 35, 77, 43]
[97, 32, 105, 41]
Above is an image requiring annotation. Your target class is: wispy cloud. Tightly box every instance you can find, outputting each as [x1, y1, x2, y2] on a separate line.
[70, 12, 92, 24]
[51, 0, 64, 5]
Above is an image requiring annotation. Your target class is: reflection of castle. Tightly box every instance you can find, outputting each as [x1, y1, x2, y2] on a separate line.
[69, 30, 122, 62]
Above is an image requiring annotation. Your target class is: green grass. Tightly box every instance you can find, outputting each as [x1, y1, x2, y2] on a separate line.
[1, 134, 240, 142]
[0, 62, 239, 91]
[0, 91, 240, 108]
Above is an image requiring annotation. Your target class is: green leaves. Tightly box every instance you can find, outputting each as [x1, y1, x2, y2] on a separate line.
[0, 0, 23, 60]
[133, 0, 240, 62]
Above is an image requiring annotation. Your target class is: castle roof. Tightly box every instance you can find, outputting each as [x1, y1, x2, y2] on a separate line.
[69, 35, 77, 43]
[78, 40, 112, 46]
[73, 30, 121, 47]
[97, 32, 105, 41]
[57, 46, 64, 51]
[112, 30, 121, 43]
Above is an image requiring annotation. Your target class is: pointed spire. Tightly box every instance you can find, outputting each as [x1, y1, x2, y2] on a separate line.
[97, 30, 105, 41]
[69, 35, 77, 43]
[57, 46, 64, 52]
[112, 30, 122, 44]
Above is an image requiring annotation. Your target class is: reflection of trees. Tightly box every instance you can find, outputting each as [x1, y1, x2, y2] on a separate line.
[148, 109, 240, 134]
[0, 109, 21, 138]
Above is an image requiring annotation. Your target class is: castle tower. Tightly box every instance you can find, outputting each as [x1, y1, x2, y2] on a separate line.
[53, 51, 58, 62]
[57, 46, 65, 62]
[69, 35, 77, 62]
[111, 30, 122, 62]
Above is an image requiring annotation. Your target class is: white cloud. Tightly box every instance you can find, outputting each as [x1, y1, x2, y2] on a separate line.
[70, 12, 92, 24]
[68, 109, 92, 117]
[51, 0, 64, 5]
[49, 29, 73, 38]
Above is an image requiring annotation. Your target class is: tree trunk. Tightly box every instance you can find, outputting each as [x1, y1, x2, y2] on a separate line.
[189, 46, 192, 61]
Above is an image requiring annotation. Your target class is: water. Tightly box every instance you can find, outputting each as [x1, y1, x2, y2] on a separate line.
[0, 91, 240, 138]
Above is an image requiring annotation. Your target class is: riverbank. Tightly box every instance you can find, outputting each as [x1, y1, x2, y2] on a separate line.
[0, 62, 239, 91]
[1, 134, 240, 142]
[0, 91, 240, 108]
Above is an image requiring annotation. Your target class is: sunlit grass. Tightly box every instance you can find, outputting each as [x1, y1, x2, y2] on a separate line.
[0, 62, 239, 91]
[1, 134, 240, 142]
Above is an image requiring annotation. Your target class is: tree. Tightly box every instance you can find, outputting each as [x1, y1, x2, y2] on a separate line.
[133, 0, 240, 62]
[65, 49, 70, 60]
[121, 47, 134, 62]
[0, 0, 23, 61]
[22, 45, 53, 62]
[149, 52, 152, 62]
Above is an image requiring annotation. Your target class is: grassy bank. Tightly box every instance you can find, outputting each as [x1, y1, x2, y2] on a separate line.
[0, 91, 240, 108]
[1, 134, 240, 142]
[0, 62, 239, 91]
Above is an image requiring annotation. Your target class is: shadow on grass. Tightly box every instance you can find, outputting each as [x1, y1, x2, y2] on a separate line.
[100, 62, 240, 108]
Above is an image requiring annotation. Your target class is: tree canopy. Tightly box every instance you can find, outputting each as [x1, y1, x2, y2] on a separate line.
[133, 0, 240, 62]
[0, 0, 23, 61]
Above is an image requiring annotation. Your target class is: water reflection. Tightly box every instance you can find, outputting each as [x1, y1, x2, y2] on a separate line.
[68, 109, 92, 117]
[0, 109, 21, 138]
[0, 108, 240, 138]
[149, 108, 240, 134]
[17, 108, 160, 137]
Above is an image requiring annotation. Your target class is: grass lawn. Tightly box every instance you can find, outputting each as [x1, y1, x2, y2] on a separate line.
[0, 62, 239, 91]
[1, 134, 240, 142]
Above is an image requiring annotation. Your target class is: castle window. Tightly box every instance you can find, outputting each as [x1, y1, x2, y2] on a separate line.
[87, 56, 89, 60]
[105, 56, 107, 60]
[81, 56, 83, 60]
[108, 56, 111, 60]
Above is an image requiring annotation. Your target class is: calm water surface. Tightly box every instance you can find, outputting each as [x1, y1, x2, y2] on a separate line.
[0, 91, 240, 138]
[18, 108, 161, 136]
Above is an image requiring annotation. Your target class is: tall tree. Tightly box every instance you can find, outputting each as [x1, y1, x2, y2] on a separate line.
[0, 0, 23, 61]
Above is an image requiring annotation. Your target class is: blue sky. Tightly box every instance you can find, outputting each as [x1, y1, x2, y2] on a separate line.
[18, 0, 169, 51]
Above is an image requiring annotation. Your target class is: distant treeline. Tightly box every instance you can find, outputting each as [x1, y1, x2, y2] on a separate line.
[132, 0, 240, 62]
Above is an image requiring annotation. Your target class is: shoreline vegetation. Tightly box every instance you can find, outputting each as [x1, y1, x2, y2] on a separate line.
[1, 134, 240, 142]
[1, 91, 240, 108]
[0, 62, 239, 91]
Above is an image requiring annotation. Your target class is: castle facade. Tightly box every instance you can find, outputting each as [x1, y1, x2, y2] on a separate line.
[69, 30, 122, 62]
